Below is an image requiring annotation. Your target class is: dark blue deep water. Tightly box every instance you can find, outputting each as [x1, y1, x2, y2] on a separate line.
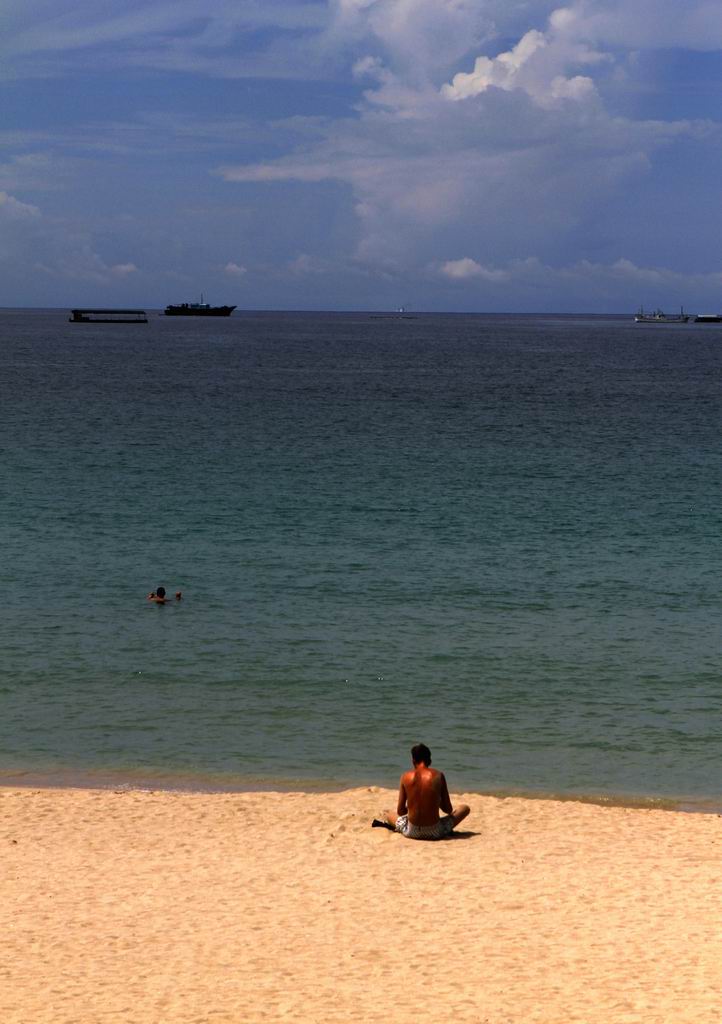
[2, 309, 721, 805]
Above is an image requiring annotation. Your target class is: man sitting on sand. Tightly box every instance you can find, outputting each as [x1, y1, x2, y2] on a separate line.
[381, 743, 470, 840]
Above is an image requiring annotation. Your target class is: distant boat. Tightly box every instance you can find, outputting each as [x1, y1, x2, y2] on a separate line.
[694, 314, 722, 323]
[69, 308, 147, 323]
[164, 295, 236, 317]
[634, 306, 690, 323]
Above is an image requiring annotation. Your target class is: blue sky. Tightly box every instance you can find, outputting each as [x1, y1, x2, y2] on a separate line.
[3, 0, 722, 311]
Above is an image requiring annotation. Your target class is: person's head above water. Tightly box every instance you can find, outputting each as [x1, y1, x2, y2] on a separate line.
[411, 743, 432, 767]
[156, 586, 166, 599]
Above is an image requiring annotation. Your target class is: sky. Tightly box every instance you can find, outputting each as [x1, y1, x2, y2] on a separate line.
[3, 0, 722, 312]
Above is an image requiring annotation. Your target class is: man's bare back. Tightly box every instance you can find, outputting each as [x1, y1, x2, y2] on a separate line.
[399, 764, 453, 826]
[381, 743, 470, 840]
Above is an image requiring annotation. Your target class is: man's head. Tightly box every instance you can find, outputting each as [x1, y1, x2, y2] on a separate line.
[411, 743, 431, 767]
[157, 586, 166, 598]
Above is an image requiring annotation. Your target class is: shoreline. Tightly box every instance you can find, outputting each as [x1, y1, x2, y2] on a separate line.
[3, 784, 720, 1023]
[2, 768, 720, 814]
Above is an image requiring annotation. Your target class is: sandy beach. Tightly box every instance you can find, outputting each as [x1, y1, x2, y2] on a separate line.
[2, 785, 720, 1023]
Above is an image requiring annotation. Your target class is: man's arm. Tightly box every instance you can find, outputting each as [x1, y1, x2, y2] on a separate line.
[439, 773, 453, 815]
[397, 778, 408, 816]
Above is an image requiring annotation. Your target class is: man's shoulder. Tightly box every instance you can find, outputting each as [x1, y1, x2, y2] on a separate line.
[403, 767, 445, 785]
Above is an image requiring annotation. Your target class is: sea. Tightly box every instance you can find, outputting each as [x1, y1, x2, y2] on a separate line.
[2, 309, 721, 809]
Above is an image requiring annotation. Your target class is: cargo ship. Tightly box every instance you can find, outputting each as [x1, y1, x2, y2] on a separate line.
[164, 295, 236, 317]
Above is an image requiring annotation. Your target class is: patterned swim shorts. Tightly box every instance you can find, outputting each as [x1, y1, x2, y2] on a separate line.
[394, 814, 455, 840]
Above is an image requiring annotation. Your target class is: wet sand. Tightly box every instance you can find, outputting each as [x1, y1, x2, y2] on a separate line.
[2, 785, 720, 1023]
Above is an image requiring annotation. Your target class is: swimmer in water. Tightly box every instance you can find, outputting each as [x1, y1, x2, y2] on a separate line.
[147, 586, 167, 604]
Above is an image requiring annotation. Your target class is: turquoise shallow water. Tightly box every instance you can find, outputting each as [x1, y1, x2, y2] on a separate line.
[1, 309, 721, 805]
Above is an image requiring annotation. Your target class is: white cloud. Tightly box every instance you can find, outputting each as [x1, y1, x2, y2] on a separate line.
[0, 190, 41, 221]
[111, 262, 138, 276]
[0, 1, 330, 80]
[439, 257, 509, 281]
[328, 0, 495, 80]
[5, 1, 722, 308]
[219, 67, 700, 270]
[440, 17, 608, 107]
[549, 73, 595, 101]
[549, 1, 722, 52]
[215, 0, 722, 283]
[5, 0, 722, 87]
[434, 254, 722, 303]
[288, 253, 329, 274]
[0, 190, 137, 283]
[442, 30, 548, 99]
[0, 153, 59, 192]
[220, 162, 334, 184]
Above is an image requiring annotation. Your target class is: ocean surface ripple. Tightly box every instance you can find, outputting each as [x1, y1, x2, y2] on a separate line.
[2, 310, 721, 805]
